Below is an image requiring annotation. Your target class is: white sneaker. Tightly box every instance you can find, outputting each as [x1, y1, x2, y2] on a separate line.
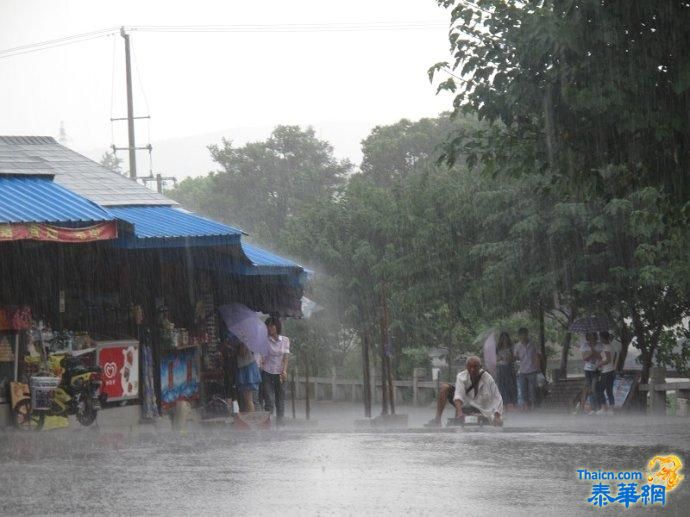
[595, 409, 606, 415]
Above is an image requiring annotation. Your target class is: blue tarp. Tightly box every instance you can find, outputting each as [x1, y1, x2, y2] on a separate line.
[108, 205, 244, 248]
[0, 176, 114, 224]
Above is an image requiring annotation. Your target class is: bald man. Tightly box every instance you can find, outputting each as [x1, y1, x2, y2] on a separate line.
[425, 356, 503, 427]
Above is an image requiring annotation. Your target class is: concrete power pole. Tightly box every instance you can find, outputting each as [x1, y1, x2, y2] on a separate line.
[121, 26, 137, 180]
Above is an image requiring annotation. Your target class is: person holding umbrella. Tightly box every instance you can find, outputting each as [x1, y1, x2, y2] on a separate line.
[570, 316, 608, 414]
[260, 317, 290, 425]
[234, 339, 261, 412]
[219, 303, 272, 414]
[580, 332, 602, 414]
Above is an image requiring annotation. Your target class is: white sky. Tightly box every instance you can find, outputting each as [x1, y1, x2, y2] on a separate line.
[0, 0, 453, 177]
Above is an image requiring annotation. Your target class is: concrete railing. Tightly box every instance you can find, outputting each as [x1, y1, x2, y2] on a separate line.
[287, 367, 443, 406]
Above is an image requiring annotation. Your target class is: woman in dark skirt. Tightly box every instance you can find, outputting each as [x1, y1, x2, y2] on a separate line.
[495, 332, 517, 409]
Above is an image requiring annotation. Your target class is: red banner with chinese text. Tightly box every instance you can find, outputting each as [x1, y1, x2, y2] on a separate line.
[0, 222, 117, 242]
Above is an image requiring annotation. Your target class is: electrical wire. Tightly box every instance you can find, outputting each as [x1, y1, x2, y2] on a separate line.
[0, 22, 451, 60]
[129, 22, 448, 33]
[0, 27, 118, 59]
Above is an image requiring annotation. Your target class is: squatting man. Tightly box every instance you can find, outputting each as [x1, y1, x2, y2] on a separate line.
[426, 355, 504, 427]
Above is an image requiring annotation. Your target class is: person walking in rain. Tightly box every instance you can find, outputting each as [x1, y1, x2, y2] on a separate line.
[259, 317, 290, 425]
[514, 328, 541, 410]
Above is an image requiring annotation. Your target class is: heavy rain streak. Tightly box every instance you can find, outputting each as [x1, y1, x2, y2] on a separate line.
[0, 1, 689, 516]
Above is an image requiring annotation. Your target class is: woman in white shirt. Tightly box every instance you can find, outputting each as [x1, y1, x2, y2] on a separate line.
[596, 331, 616, 413]
[259, 317, 290, 424]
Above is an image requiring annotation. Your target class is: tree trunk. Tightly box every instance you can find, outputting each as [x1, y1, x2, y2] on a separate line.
[616, 324, 631, 372]
[539, 306, 547, 374]
[361, 331, 372, 418]
[381, 286, 395, 415]
[631, 308, 651, 384]
[386, 355, 395, 415]
[558, 332, 572, 378]
[380, 338, 389, 415]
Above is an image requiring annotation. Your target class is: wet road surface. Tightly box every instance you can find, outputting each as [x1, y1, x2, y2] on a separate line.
[0, 403, 688, 516]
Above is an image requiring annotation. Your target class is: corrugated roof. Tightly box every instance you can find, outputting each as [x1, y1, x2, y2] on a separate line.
[241, 242, 303, 269]
[0, 136, 174, 207]
[108, 205, 243, 248]
[0, 176, 115, 223]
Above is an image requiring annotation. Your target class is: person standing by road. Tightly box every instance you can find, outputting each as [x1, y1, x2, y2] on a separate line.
[495, 332, 517, 409]
[580, 332, 602, 414]
[514, 328, 541, 410]
[596, 331, 616, 414]
[260, 317, 290, 425]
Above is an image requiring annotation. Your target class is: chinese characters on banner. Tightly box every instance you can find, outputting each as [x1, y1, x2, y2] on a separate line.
[0, 222, 117, 242]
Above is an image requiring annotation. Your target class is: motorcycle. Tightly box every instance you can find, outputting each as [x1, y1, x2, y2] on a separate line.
[14, 354, 107, 431]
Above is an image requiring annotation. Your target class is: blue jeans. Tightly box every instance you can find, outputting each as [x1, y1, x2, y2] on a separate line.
[585, 370, 601, 411]
[518, 372, 538, 408]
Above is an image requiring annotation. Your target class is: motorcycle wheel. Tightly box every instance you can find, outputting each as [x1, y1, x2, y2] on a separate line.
[76, 395, 97, 426]
[14, 399, 45, 431]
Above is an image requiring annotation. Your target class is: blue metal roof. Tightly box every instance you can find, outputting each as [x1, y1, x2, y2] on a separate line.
[0, 176, 115, 223]
[241, 243, 312, 282]
[108, 206, 244, 248]
[242, 243, 302, 269]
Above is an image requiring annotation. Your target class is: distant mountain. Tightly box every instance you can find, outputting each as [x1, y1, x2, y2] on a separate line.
[83, 121, 375, 182]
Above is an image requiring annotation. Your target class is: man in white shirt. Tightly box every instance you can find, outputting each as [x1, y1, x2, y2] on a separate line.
[514, 327, 542, 410]
[452, 356, 504, 426]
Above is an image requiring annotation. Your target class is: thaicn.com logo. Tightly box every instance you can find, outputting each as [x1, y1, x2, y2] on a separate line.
[578, 454, 684, 508]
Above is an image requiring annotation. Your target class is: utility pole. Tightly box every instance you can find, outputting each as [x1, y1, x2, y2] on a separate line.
[121, 26, 137, 179]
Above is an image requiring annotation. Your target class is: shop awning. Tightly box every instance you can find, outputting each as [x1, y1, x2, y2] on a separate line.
[0, 176, 119, 242]
[108, 205, 244, 248]
[241, 243, 307, 275]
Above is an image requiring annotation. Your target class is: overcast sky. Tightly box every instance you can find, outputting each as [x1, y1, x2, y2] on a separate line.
[0, 0, 453, 177]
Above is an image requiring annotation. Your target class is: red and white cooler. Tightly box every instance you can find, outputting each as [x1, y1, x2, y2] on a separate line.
[96, 340, 139, 402]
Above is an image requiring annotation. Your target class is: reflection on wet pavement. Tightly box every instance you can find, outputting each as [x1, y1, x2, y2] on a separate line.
[0, 405, 687, 516]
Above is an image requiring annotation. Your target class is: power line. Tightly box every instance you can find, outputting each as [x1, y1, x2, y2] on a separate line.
[130, 22, 449, 33]
[0, 22, 451, 60]
[0, 27, 118, 59]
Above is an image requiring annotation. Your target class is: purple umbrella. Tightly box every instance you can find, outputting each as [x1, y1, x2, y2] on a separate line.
[218, 303, 269, 356]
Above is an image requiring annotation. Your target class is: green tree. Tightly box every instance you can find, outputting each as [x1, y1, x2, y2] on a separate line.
[168, 125, 351, 247]
[433, 0, 690, 382]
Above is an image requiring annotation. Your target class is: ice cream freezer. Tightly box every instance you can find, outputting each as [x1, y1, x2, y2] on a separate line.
[96, 340, 139, 402]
